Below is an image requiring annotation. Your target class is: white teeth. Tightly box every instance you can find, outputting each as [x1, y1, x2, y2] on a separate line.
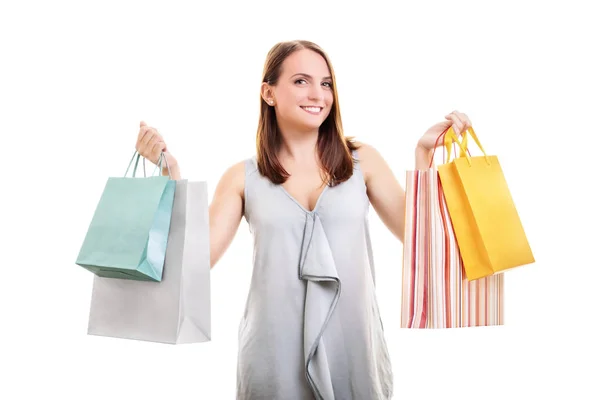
[302, 106, 321, 113]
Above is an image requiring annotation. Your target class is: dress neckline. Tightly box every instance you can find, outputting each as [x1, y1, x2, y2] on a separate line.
[278, 183, 329, 214]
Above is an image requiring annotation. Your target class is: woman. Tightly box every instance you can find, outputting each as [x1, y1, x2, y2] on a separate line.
[136, 40, 471, 400]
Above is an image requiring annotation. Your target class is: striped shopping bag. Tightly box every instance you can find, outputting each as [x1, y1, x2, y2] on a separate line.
[400, 167, 504, 328]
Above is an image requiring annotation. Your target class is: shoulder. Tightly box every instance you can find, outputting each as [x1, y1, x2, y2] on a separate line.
[352, 141, 385, 184]
[216, 158, 250, 198]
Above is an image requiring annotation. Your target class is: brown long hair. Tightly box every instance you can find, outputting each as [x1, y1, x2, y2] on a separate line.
[256, 40, 359, 187]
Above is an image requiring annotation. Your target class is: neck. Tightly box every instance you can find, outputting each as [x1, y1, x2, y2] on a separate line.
[277, 125, 320, 162]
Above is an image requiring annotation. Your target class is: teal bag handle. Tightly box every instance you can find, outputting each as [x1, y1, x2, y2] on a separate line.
[124, 151, 172, 179]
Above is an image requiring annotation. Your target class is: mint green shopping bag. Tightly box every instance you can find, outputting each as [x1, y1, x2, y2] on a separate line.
[76, 151, 176, 282]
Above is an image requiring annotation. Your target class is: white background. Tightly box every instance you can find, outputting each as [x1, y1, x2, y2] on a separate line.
[2, 0, 599, 399]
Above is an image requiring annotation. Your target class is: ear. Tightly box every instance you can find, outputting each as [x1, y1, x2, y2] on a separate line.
[261, 82, 276, 106]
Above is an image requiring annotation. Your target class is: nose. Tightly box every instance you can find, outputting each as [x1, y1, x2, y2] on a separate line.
[308, 83, 325, 103]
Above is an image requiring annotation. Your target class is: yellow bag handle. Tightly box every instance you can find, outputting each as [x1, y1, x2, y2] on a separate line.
[444, 126, 491, 166]
[429, 126, 468, 168]
[444, 127, 469, 161]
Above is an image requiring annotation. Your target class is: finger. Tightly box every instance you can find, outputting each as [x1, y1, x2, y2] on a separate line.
[138, 120, 149, 139]
[141, 128, 157, 147]
[152, 141, 167, 163]
[453, 114, 466, 135]
[463, 114, 472, 129]
[138, 124, 152, 144]
[136, 128, 149, 153]
[148, 135, 165, 158]
[444, 113, 464, 136]
[147, 134, 160, 153]
[137, 130, 154, 157]
[454, 112, 472, 130]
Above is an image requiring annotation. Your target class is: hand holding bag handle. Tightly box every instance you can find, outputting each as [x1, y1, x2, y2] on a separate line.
[428, 125, 471, 168]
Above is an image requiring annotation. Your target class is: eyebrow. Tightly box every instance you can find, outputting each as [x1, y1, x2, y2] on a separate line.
[291, 73, 332, 81]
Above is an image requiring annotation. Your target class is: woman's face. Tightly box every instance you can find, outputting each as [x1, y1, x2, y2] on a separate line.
[267, 49, 334, 133]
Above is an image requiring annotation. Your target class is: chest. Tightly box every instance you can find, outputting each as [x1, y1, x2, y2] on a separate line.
[280, 170, 329, 213]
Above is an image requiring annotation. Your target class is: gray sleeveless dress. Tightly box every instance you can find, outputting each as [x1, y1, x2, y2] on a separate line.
[237, 150, 394, 400]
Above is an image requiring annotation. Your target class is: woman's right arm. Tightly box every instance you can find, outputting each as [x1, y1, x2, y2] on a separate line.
[208, 161, 245, 269]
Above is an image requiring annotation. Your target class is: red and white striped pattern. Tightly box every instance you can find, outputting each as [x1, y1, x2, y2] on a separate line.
[401, 168, 504, 329]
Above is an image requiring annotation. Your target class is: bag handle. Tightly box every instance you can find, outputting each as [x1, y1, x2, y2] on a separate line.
[428, 126, 470, 168]
[443, 126, 491, 166]
[124, 151, 172, 178]
[445, 128, 469, 161]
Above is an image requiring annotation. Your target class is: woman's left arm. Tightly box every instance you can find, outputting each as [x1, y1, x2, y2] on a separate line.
[357, 142, 408, 243]
[358, 110, 472, 244]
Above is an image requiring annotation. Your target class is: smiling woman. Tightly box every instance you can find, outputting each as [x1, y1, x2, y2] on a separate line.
[235, 40, 395, 400]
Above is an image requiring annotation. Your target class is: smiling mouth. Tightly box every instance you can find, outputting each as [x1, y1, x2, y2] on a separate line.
[300, 106, 323, 115]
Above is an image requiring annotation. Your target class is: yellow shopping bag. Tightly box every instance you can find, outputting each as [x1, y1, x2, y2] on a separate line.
[437, 126, 535, 281]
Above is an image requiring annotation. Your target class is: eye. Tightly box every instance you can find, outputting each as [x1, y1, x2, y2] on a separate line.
[322, 81, 332, 88]
[294, 79, 307, 85]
